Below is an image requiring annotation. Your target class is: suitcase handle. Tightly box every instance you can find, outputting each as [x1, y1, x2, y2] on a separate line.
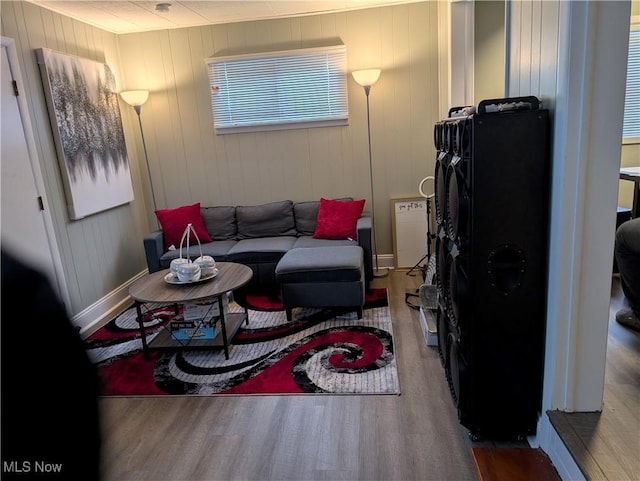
[448, 105, 475, 118]
[477, 96, 540, 114]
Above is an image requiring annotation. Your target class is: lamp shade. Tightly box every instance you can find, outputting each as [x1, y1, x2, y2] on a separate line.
[352, 69, 381, 87]
[120, 90, 149, 107]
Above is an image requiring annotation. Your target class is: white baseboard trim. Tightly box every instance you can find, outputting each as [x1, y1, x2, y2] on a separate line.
[74, 270, 147, 337]
[529, 413, 586, 481]
[376, 254, 395, 269]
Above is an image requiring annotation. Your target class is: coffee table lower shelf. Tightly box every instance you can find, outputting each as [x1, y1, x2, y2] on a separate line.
[143, 311, 247, 359]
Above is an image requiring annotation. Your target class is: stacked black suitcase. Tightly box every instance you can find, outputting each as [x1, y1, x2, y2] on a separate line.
[433, 96, 550, 439]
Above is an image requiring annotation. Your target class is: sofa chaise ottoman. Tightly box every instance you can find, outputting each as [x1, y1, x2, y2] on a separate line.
[275, 246, 365, 321]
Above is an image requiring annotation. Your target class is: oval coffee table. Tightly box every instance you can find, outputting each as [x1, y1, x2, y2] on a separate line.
[129, 262, 253, 359]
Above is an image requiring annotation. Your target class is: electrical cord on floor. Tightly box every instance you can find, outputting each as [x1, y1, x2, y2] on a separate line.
[405, 290, 421, 310]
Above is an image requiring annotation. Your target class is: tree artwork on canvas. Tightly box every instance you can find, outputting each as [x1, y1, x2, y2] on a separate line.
[36, 48, 134, 220]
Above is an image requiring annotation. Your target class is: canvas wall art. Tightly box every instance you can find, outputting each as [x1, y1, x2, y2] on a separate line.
[36, 48, 134, 220]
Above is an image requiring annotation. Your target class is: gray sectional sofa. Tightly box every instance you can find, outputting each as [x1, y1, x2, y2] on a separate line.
[143, 199, 374, 291]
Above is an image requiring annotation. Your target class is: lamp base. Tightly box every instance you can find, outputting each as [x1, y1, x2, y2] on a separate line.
[373, 267, 390, 278]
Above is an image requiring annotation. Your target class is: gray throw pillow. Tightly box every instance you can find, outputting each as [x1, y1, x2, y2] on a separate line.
[201, 206, 237, 240]
[236, 200, 296, 239]
[294, 201, 320, 236]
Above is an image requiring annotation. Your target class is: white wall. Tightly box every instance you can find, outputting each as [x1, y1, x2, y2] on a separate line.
[506, 2, 631, 476]
[1, 1, 442, 328]
[474, 1, 505, 102]
[505, 0, 630, 441]
[1, 1, 150, 329]
[117, 3, 442, 259]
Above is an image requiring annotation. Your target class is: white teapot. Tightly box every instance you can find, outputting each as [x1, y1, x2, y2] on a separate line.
[195, 255, 216, 277]
[176, 262, 201, 283]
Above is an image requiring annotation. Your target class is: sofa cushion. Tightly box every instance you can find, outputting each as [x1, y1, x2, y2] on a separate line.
[155, 202, 212, 249]
[201, 206, 237, 240]
[159, 240, 236, 268]
[313, 198, 366, 240]
[236, 200, 296, 239]
[275, 246, 363, 283]
[227, 237, 297, 264]
[293, 236, 357, 249]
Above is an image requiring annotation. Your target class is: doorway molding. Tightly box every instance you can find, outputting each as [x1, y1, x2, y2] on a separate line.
[1, 36, 70, 309]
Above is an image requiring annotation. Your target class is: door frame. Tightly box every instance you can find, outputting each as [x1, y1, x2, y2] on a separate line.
[1, 36, 70, 309]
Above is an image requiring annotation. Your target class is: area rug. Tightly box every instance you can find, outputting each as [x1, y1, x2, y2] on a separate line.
[85, 288, 399, 396]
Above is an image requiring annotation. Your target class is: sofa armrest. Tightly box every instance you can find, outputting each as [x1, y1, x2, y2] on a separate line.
[357, 214, 373, 283]
[143, 230, 165, 273]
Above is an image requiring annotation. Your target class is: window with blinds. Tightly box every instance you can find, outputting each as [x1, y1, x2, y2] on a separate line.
[206, 45, 348, 134]
[623, 27, 639, 142]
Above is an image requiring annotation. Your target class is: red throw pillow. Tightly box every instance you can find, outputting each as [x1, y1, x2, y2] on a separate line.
[313, 198, 366, 240]
[155, 203, 212, 249]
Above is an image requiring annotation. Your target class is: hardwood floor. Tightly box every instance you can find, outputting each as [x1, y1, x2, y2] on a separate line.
[548, 275, 640, 481]
[471, 447, 561, 481]
[98, 271, 480, 481]
[99, 271, 638, 480]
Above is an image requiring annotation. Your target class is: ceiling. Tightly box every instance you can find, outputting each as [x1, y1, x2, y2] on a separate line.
[26, 1, 421, 34]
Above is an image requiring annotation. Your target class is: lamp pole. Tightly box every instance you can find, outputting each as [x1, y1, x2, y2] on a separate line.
[353, 69, 388, 278]
[133, 105, 157, 213]
[120, 90, 157, 214]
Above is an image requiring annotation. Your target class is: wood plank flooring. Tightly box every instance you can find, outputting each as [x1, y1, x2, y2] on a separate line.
[98, 271, 638, 480]
[472, 448, 561, 481]
[98, 271, 480, 481]
[548, 276, 640, 481]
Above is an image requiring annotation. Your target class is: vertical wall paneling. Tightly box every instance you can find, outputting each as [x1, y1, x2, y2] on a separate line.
[517, 0, 533, 92]
[1, 1, 151, 328]
[437, 1, 451, 118]
[474, 1, 506, 102]
[140, 31, 169, 211]
[3, 1, 441, 329]
[449, 1, 474, 107]
[505, 0, 631, 468]
[178, 29, 208, 202]
[388, 4, 411, 205]
[193, 26, 219, 207]
[379, 8, 397, 202]
[409, 3, 434, 187]
[529, 1, 542, 95]
[163, 30, 190, 206]
[538, 1, 560, 111]
[239, 133, 262, 205]
[117, 2, 440, 258]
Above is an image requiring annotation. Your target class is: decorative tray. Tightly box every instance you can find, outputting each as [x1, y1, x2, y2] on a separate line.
[164, 268, 218, 285]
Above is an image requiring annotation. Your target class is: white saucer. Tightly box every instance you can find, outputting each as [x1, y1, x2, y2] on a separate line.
[164, 268, 218, 285]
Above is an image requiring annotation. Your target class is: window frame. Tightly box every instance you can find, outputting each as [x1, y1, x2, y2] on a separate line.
[206, 45, 348, 135]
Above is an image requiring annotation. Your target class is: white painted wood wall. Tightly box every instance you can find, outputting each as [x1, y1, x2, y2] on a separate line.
[505, 1, 631, 477]
[1, 1, 442, 327]
[1, 2, 148, 328]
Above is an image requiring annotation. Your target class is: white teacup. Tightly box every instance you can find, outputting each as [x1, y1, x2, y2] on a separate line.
[176, 262, 201, 282]
[170, 258, 189, 276]
[195, 255, 216, 277]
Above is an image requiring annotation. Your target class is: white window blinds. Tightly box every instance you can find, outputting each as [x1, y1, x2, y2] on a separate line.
[623, 27, 639, 141]
[206, 45, 348, 134]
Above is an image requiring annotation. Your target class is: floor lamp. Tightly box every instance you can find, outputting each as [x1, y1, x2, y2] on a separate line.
[352, 69, 388, 278]
[120, 90, 158, 213]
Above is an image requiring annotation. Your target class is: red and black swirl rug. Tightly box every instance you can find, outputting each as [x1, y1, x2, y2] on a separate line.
[85, 288, 399, 396]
